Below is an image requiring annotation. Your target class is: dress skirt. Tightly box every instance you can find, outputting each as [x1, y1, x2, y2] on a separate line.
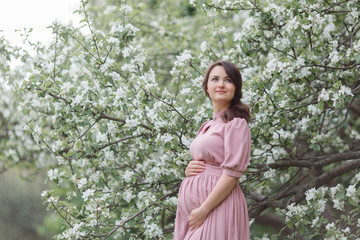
[173, 164, 249, 240]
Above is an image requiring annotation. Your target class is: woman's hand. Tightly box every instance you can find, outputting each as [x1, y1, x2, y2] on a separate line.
[188, 206, 209, 230]
[185, 161, 205, 177]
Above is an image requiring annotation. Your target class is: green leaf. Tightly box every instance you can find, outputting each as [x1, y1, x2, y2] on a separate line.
[60, 31, 69, 41]
[318, 101, 324, 111]
[76, 141, 82, 149]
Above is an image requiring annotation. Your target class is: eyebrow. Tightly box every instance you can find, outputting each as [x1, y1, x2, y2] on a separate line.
[210, 74, 230, 78]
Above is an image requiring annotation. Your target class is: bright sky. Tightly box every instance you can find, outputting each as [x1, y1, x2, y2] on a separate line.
[0, 0, 81, 51]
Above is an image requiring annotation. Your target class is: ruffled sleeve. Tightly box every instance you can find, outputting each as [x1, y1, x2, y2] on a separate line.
[220, 118, 251, 178]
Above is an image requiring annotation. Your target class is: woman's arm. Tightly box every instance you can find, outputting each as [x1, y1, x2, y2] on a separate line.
[187, 174, 238, 230]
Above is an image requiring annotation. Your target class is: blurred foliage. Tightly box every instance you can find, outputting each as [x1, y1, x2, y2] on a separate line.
[0, 170, 61, 240]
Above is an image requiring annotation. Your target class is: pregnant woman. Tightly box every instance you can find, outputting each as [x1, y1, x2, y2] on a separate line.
[173, 60, 251, 240]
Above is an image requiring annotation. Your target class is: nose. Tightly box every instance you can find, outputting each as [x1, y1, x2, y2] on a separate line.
[217, 79, 225, 87]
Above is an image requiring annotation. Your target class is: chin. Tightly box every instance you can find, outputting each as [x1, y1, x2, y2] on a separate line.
[212, 99, 232, 104]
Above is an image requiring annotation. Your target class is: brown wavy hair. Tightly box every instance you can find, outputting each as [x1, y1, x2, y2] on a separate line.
[202, 60, 250, 123]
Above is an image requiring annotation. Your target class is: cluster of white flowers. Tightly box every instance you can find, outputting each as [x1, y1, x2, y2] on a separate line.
[57, 222, 86, 240]
[296, 117, 311, 132]
[346, 184, 359, 203]
[139, 69, 158, 91]
[318, 88, 330, 101]
[77, 177, 87, 189]
[82, 188, 95, 201]
[120, 4, 133, 14]
[136, 191, 156, 209]
[110, 22, 139, 35]
[48, 168, 59, 181]
[263, 168, 276, 179]
[305, 188, 317, 202]
[122, 189, 134, 203]
[122, 170, 134, 183]
[124, 118, 139, 128]
[173, 50, 193, 67]
[285, 203, 308, 222]
[200, 41, 207, 52]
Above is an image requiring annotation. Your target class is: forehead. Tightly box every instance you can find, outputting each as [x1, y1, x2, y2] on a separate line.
[209, 65, 228, 77]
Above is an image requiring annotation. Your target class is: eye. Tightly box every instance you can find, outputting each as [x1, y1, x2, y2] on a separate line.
[225, 78, 232, 82]
[211, 77, 218, 81]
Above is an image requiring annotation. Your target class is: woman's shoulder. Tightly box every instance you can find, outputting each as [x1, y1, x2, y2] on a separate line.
[222, 117, 249, 130]
[224, 117, 248, 125]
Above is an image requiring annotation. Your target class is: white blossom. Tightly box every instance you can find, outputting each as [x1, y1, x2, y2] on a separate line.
[200, 41, 207, 52]
[330, 184, 340, 198]
[315, 199, 326, 212]
[82, 188, 95, 201]
[346, 185, 358, 202]
[174, 50, 192, 66]
[338, 85, 353, 96]
[120, 63, 136, 72]
[41, 190, 49, 198]
[342, 227, 350, 234]
[71, 94, 83, 106]
[77, 178, 87, 189]
[325, 222, 335, 230]
[308, 104, 320, 115]
[160, 133, 173, 143]
[123, 170, 134, 183]
[181, 135, 191, 148]
[323, 22, 336, 40]
[354, 172, 360, 183]
[305, 188, 317, 202]
[285, 203, 308, 221]
[144, 223, 163, 238]
[297, 117, 310, 131]
[96, 132, 107, 142]
[48, 168, 59, 181]
[318, 88, 330, 101]
[264, 168, 276, 179]
[329, 51, 340, 65]
[234, 32, 243, 41]
[311, 217, 319, 228]
[120, 4, 133, 14]
[124, 119, 138, 128]
[354, 40, 360, 52]
[47, 196, 57, 203]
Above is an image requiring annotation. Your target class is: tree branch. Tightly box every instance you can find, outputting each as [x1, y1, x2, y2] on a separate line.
[287, 159, 360, 205]
[98, 135, 141, 151]
[268, 150, 360, 169]
[99, 112, 152, 131]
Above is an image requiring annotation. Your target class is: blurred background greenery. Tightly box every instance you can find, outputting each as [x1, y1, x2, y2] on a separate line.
[0, 170, 62, 240]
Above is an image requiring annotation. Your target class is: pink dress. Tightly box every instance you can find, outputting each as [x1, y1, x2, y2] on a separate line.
[173, 111, 251, 240]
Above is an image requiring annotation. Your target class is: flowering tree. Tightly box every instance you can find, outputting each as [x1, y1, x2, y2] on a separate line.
[3, 0, 360, 239]
[0, 35, 51, 175]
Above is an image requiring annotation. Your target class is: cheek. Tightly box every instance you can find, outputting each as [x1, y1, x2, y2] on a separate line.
[229, 84, 236, 94]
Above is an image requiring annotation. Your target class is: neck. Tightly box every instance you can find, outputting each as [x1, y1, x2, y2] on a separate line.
[212, 102, 230, 114]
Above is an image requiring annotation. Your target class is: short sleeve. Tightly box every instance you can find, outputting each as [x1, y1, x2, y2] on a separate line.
[220, 118, 251, 178]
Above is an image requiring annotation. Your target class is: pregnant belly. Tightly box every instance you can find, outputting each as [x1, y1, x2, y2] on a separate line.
[177, 169, 221, 215]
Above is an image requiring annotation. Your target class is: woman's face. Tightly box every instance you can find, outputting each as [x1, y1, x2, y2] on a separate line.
[206, 65, 236, 105]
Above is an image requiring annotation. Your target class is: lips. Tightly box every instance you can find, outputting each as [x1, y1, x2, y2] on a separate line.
[215, 91, 227, 93]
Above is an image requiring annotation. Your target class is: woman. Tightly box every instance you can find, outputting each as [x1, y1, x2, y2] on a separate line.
[173, 60, 251, 240]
